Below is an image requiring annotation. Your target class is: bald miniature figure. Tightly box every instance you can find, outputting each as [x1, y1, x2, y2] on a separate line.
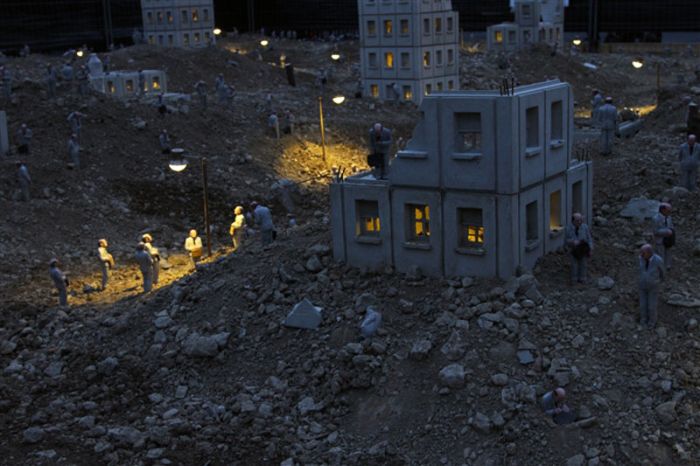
[638, 244, 664, 329]
[230, 205, 246, 252]
[184, 229, 203, 269]
[678, 134, 699, 191]
[598, 97, 618, 156]
[134, 243, 154, 292]
[565, 212, 593, 284]
[49, 258, 69, 306]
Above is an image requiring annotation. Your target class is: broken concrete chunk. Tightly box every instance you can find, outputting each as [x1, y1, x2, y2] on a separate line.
[284, 299, 322, 330]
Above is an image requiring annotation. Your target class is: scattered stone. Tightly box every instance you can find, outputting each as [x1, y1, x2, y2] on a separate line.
[409, 340, 432, 360]
[491, 373, 509, 386]
[284, 299, 322, 330]
[438, 364, 465, 388]
[655, 401, 677, 424]
[360, 307, 382, 338]
[182, 332, 230, 357]
[471, 412, 491, 434]
[597, 276, 615, 290]
[23, 427, 45, 444]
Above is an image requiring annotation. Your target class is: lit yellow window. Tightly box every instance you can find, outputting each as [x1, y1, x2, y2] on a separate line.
[152, 77, 161, 90]
[409, 205, 430, 241]
[384, 20, 393, 35]
[192, 9, 199, 22]
[370, 84, 379, 97]
[108, 81, 116, 93]
[459, 208, 484, 248]
[385, 52, 394, 68]
[356, 201, 381, 237]
[495, 30, 503, 44]
[403, 86, 412, 101]
[423, 51, 430, 67]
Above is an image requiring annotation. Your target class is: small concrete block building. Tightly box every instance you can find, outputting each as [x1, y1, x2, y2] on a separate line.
[141, 0, 215, 48]
[330, 80, 593, 279]
[487, 0, 567, 51]
[358, 0, 460, 104]
[90, 70, 167, 98]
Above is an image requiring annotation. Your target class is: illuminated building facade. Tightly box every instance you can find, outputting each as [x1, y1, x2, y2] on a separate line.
[330, 80, 593, 279]
[141, 0, 215, 47]
[358, 0, 460, 104]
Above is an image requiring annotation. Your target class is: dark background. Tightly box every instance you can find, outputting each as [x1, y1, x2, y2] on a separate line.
[2, 0, 699, 52]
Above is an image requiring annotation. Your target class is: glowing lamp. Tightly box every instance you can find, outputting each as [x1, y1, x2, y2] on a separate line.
[572, 38, 582, 46]
[76, 50, 84, 57]
[632, 59, 644, 69]
[213, 28, 222, 36]
[260, 39, 269, 47]
[331, 52, 341, 61]
[332, 95, 346, 105]
[169, 148, 187, 172]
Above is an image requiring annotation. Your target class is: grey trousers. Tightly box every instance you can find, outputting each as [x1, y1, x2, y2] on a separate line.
[57, 286, 67, 306]
[100, 261, 110, 289]
[657, 242, 672, 270]
[141, 269, 153, 292]
[639, 287, 659, 328]
[261, 229, 274, 246]
[680, 165, 698, 192]
[570, 255, 587, 282]
[152, 258, 160, 285]
[600, 129, 614, 154]
[19, 181, 30, 201]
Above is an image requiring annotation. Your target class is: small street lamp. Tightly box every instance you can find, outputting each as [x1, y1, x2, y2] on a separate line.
[260, 39, 269, 47]
[330, 52, 341, 61]
[213, 28, 222, 36]
[318, 95, 346, 165]
[632, 59, 644, 69]
[572, 38, 582, 47]
[168, 150, 212, 257]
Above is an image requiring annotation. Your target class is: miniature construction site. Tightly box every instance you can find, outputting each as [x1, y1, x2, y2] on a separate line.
[1, 0, 700, 465]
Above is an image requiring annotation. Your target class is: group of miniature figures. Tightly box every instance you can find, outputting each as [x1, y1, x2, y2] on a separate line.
[48, 201, 276, 305]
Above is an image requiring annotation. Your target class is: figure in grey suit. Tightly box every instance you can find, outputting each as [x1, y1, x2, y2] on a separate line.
[678, 134, 700, 191]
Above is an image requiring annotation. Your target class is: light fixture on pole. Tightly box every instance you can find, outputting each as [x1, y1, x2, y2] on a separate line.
[332, 95, 345, 105]
[330, 52, 341, 61]
[213, 28, 222, 36]
[76, 50, 84, 58]
[168, 150, 212, 257]
[260, 39, 269, 47]
[632, 59, 644, 69]
[318, 96, 327, 165]
[572, 38, 582, 46]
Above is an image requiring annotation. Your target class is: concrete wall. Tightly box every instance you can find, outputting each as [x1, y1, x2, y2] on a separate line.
[142, 0, 215, 47]
[519, 183, 544, 271]
[543, 175, 567, 253]
[341, 181, 393, 271]
[390, 97, 440, 187]
[0, 111, 8, 156]
[443, 192, 498, 278]
[358, 0, 459, 104]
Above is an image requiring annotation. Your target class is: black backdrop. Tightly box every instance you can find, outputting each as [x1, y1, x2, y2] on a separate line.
[1, 0, 699, 52]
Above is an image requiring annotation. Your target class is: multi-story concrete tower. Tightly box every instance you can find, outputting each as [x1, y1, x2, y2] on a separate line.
[487, 0, 567, 51]
[358, 0, 460, 104]
[141, 0, 215, 48]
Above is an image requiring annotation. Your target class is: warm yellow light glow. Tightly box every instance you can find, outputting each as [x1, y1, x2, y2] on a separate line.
[332, 95, 345, 105]
[76, 50, 84, 57]
[152, 79, 161, 90]
[331, 52, 341, 61]
[213, 28, 222, 36]
[632, 59, 644, 69]
[572, 38, 582, 46]
[467, 226, 485, 244]
[260, 39, 269, 47]
[494, 30, 503, 44]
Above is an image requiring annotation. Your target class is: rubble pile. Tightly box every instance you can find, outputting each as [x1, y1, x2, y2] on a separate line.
[1, 36, 700, 465]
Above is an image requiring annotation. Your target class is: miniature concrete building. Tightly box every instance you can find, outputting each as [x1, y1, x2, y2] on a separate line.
[141, 0, 215, 48]
[330, 80, 593, 279]
[0, 111, 8, 156]
[90, 70, 167, 98]
[358, 0, 460, 104]
[487, 0, 568, 51]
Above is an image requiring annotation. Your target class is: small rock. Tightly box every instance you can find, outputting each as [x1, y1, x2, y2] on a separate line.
[597, 276, 615, 290]
[23, 427, 45, 444]
[438, 363, 465, 388]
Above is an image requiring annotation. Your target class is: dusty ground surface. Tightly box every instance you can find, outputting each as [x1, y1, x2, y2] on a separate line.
[0, 36, 699, 465]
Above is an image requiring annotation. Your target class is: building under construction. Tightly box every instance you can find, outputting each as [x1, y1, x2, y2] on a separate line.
[1, 0, 699, 52]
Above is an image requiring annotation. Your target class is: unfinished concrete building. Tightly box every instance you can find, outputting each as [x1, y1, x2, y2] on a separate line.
[141, 0, 215, 48]
[90, 70, 167, 98]
[487, 0, 568, 51]
[330, 80, 593, 279]
[358, 0, 460, 104]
